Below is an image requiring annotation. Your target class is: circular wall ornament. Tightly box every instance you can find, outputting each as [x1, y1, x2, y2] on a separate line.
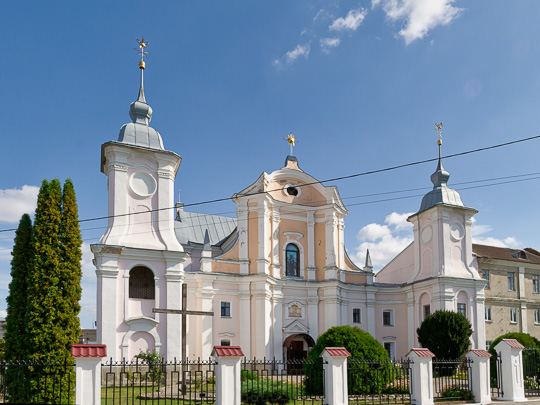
[130, 172, 157, 197]
[450, 222, 465, 241]
[421, 226, 433, 244]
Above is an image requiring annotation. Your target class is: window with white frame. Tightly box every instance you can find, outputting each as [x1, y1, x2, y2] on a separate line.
[383, 310, 394, 326]
[384, 342, 395, 361]
[485, 305, 492, 321]
[482, 270, 490, 288]
[533, 275, 539, 293]
[510, 307, 518, 323]
[486, 341, 493, 351]
[353, 308, 361, 324]
[535, 309, 540, 325]
[457, 303, 467, 317]
[508, 272, 515, 291]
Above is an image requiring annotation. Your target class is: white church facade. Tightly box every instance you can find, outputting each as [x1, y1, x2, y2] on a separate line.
[91, 59, 488, 362]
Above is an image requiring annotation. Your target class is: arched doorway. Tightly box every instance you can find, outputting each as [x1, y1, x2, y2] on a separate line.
[283, 334, 315, 374]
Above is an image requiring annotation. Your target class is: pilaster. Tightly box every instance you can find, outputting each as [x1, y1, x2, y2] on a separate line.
[237, 202, 249, 275]
[273, 287, 284, 360]
[272, 208, 281, 278]
[307, 212, 316, 280]
[239, 282, 252, 358]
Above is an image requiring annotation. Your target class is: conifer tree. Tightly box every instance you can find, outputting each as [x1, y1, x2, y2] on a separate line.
[4, 214, 33, 361]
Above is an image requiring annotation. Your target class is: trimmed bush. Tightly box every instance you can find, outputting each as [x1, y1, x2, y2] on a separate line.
[304, 326, 391, 395]
[488, 332, 539, 355]
[241, 378, 299, 405]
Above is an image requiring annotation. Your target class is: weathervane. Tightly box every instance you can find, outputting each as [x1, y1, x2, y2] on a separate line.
[435, 122, 443, 158]
[285, 133, 297, 156]
[135, 37, 149, 69]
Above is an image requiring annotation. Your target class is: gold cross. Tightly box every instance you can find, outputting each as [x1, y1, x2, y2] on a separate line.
[435, 122, 443, 146]
[285, 133, 296, 155]
[136, 37, 149, 69]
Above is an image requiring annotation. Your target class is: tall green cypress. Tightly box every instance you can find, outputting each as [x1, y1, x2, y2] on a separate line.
[5, 213, 33, 361]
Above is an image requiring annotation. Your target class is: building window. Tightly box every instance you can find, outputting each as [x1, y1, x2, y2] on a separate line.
[384, 342, 395, 361]
[383, 310, 394, 326]
[457, 303, 467, 317]
[285, 244, 300, 277]
[482, 270, 490, 288]
[535, 309, 540, 325]
[221, 302, 231, 318]
[533, 276, 539, 293]
[423, 305, 430, 320]
[510, 307, 518, 324]
[486, 341, 493, 351]
[129, 266, 155, 299]
[508, 272, 515, 291]
[353, 308, 361, 324]
[485, 305, 492, 321]
[220, 340, 231, 346]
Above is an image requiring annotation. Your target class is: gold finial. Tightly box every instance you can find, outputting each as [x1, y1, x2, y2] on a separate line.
[435, 122, 443, 146]
[285, 133, 297, 155]
[136, 37, 149, 69]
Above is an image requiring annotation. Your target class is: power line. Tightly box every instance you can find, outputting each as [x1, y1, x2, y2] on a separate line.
[0, 133, 539, 234]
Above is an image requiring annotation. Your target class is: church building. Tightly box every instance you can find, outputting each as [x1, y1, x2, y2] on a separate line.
[91, 51, 487, 362]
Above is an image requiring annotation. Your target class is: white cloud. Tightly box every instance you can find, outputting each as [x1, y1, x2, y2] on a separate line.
[320, 37, 341, 53]
[0, 185, 39, 223]
[373, 0, 462, 45]
[329, 8, 367, 31]
[273, 43, 311, 68]
[314, 8, 332, 22]
[0, 310, 6, 319]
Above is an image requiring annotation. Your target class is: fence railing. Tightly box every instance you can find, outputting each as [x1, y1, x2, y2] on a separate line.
[432, 358, 473, 401]
[523, 347, 540, 397]
[0, 359, 75, 404]
[101, 357, 216, 404]
[347, 358, 412, 405]
[241, 357, 326, 405]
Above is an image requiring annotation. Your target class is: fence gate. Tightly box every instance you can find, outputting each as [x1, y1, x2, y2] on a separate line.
[432, 358, 473, 401]
[523, 347, 540, 397]
[490, 351, 503, 399]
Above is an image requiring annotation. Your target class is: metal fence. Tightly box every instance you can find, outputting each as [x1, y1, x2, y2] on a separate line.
[432, 358, 472, 401]
[523, 347, 540, 397]
[241, 357, 326, 405]
[101, 357, 216, 404]
[490, 351, 503, 399]
[0, 359, 75, 404]
[347, 359, 412, 405]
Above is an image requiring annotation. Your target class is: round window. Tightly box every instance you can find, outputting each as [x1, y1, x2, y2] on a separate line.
[286, 186, 299, 196]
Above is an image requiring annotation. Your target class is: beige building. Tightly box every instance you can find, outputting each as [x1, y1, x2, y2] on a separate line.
[474, 244, 540, 348]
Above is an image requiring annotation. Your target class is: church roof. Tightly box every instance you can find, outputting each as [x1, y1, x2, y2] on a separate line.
[418, 158, 464, 213]
[174, 208, 237, 246]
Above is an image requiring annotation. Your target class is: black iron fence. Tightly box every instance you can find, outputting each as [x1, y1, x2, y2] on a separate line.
[0, 359, 75, 404]
[432, 358, 473, 401]
[241, 357, 326, 405]
[523, 347, 540, 397]
[347, 359, 412, 405]
[101, 357, 216, 404]
[490, 351, 503, 399]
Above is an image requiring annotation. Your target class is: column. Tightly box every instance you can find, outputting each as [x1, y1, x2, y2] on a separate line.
[272, 208, 281, 278]
[407, 292, 415, 349]
[199, 279, 216, 359]
[324, 213, 338, 280]
[257, 201, 271, 275]
[307, 212, 316, 280]
[321, 347, 351, 405]
[254, 282, 272, 359]
[495, 339, 526, 401]
[239, 282, 251, 358]
[323, 287, 340, 331]
[165, 270, 183, 360]
[338, 218, 345, 270]
[465, 350, 492, 404]
[407, 348, 435, 405]
[273, 287, 284, 361]
[237, 202, 249, 275]
[366, 291, 376, 337]
[308, 289, 319, 340]
[71, 344, 107, 405]
[474, 288, 486, 351]
[212, 346, 244, 405]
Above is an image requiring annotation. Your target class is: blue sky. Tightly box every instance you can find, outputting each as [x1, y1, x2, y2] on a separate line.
[1, 1, 540, 328]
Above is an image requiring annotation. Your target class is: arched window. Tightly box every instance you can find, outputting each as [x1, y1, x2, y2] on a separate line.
[285, 244, 300, 277]
[129, 266, 155, 299]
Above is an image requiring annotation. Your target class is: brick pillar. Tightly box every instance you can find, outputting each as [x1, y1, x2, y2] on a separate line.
[321, 347, 351, 405]
[212, 346, 244, 405]
[407, 348, 435, 405]
[71, 344, 107, 405]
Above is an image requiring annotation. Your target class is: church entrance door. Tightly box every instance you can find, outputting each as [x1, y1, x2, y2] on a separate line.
[283, 334, 315, 374]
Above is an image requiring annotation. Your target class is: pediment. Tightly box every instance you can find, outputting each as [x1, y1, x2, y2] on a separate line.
[282, 319, 309, 334]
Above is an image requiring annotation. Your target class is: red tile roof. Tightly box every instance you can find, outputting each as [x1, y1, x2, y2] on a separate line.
[408, 348, 435, 357]
[212, 346, 244, 357]
[502, 339, 525, 349]
[71, 344, 107, 358]
[473, 244, 540, 265]
[468, 349, 492, 357]
[323, 347, 351, 357]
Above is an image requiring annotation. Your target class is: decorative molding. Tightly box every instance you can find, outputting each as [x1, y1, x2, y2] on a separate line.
[282, 319, 309, 334]
[109, 164, 128, 172]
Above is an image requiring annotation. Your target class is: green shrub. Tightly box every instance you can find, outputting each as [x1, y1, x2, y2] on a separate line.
[241, 378, 299, 405]
[304, 326, 391, 395]
[488, 332, 539, 355]
[241, 369, 259, 382]
[134, 350, 164, 383]
[440, 385, 474, 400]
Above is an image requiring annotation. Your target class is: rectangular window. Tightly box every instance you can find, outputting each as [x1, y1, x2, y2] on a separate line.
[535, 309, 540, 325]
[353, 308, 361, 324]
[533, 276, 539, 293]
[423, 305, 430, 320]
[508, 272, 515, 291]
[383, 310, 394, 326]
[457, 303, 467, 317]
[384, 342, 395, 361]
[482, 270, 490, 288]
[220, 340, 231, 346]
[485, 305, 492, 321]
[221, 302, 231, 318]
[510, 307, 518, 323]
[486, 341, 493, 351]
